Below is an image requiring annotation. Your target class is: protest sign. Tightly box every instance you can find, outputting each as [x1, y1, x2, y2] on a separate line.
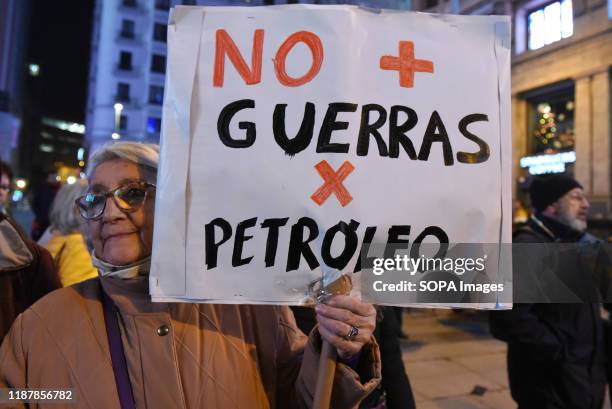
[150, 5, 512, 307]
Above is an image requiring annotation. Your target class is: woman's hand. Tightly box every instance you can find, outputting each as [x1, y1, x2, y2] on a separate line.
[315, 295, 376, 360]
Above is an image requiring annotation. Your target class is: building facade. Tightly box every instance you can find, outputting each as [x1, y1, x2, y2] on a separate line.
[86, 0, 176, 154]
[510, 0, 611, 221]
[414, 0, 611, 222]
[0, 0, 29, 165]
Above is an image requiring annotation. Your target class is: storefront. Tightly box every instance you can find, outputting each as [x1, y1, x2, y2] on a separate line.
[511, 0, 611, 226]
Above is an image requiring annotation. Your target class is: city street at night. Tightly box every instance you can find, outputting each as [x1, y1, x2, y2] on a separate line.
[403, 309, 611, 409]
[0, 1, 611, 408]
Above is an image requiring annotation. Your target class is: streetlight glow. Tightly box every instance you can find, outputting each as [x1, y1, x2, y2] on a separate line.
[29, 64, 40, 76]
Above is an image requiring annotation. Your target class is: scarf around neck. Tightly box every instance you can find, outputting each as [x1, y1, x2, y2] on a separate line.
[92, 252, 151, 279]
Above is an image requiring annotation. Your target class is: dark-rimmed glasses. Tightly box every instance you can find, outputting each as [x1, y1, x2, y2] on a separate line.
[75, 181, 156, 220]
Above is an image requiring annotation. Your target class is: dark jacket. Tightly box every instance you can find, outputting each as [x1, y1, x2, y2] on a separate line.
[490, 215, 607, 409]
[367, 307, 416, 409]
[0, 213, 61, 340]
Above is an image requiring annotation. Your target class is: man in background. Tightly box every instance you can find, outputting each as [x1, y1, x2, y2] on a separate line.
[490, 174, 607, 409]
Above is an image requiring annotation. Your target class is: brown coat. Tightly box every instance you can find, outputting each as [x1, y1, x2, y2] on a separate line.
[0, 214, 61, 340]
[0, 276, 381, 409]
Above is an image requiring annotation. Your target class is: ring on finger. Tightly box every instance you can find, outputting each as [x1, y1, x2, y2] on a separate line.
[343, 325, 359, 341]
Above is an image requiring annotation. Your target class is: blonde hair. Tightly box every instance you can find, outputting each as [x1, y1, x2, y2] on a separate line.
[86, 142, 159, 179]
[49, 180, 88, 235]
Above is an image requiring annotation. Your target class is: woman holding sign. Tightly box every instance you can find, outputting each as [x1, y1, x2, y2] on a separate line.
[0, 142, 381, 409]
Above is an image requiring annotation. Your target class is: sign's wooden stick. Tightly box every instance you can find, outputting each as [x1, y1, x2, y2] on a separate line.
[313, 342, 337, 409]
[312, 275, 352, 409]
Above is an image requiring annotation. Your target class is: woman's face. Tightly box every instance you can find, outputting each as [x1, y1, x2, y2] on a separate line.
[88, 159, 156, 265]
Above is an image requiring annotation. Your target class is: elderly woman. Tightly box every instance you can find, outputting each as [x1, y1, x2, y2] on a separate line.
[0, 142, 381, 409]
[39, 180, 98, 286]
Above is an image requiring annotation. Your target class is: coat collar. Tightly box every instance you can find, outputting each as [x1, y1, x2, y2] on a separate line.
[531, 213, 584, 242]
[100, 275, 169, 315]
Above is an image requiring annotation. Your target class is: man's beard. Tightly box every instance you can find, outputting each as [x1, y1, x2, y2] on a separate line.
[556, 209, 587, 233]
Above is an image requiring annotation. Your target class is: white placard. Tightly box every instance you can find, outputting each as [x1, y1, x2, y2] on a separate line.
[150, 5, 512, 307]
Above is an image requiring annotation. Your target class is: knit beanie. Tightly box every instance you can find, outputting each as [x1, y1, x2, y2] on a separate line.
[529, 174, 582, 212]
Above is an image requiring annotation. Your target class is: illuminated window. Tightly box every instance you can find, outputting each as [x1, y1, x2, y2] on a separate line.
[147, 117, 162, 134]
[526, 84, 575, 155]
[528, 0, 573, 50]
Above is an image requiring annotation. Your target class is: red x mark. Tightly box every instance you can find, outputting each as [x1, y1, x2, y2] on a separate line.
[311, 160, 355, 207]
[380, 41, 434, 88]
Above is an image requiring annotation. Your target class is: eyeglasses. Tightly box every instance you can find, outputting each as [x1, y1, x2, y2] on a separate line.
[75, 181, 156, 220]
[0, 184, 9, 191]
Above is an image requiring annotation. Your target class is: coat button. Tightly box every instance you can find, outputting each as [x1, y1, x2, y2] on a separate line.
[157, 325, 170, 336]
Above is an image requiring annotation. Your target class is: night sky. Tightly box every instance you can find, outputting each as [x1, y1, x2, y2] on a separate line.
[27, 1, 95, 123]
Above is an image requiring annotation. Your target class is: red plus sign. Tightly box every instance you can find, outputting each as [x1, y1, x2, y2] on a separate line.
[380, 41, 434, 88]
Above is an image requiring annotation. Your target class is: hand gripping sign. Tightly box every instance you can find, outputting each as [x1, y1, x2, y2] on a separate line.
[150, 5, 512, 308]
